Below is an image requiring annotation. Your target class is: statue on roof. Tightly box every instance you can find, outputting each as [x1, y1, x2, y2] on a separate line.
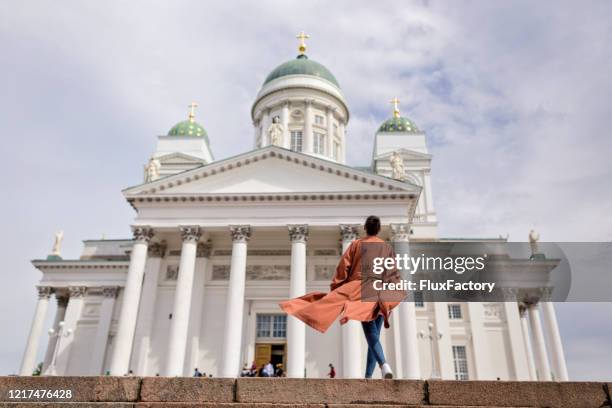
[51, 230, 64, 257]
[267, 116, 284, 146]
[144, 157, 161, 182]
[390, 151, 406, 181]
[529, 229, 540, 256]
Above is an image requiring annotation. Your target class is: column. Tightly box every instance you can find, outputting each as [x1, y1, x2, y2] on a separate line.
[287, 225, 308, 377]
[221, 225, 251, 377]
[109, 226, 153, 375]
[527, 303, 552, 380]
[165, 226, 201, 376]
[339, 225, 362, 378]
[390, 223, 421, 379]
[519, 304, 537, 380]
[132, 241, 165, 375]
[54, 286, 87, 374]
[19, 286, 52, 375]
[261, 108, 270, 147]
[186, 242, 211, 375]
[541, 298, 569, 380]
[501, 290, 530, 380]
[326, 106, 335, 159]
[338, 120, 346, 164]
[467, 302, 491, 379]
[281, 101, 290, 149]
[90, 287, 118, 374]
[303, 99, 313, 153]
[431, 302, 453, 378]
[43, 294, 68, 372]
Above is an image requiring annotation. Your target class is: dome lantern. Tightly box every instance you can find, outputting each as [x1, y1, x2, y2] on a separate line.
[378, 97, 420, 133]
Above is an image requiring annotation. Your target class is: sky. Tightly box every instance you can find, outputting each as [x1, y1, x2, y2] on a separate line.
[1, 0, 611, 380]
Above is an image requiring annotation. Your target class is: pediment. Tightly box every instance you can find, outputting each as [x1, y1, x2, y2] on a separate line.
[156, 152, 206, 164]
[125, 147, 420, 197]
[375, 148, 432, 161]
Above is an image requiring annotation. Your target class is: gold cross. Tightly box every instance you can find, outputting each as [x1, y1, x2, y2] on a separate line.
[188, 102, 199, 122]
[296, 31, 310, 55]
[390, 97, 400, 118]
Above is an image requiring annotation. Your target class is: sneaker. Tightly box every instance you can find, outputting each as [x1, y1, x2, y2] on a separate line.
[381, 363, 393, 379]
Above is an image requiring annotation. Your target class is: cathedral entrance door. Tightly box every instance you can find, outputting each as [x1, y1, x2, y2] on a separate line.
[254, 343, 286, 373]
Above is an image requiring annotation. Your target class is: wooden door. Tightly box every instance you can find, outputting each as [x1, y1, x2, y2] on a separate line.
[254, 343, 272, 369]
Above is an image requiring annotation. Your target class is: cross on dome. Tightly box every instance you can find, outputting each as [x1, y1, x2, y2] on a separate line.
[390, 97, 401, 118]
[188, 102, 199, 122]
[296, 31, 310, 55]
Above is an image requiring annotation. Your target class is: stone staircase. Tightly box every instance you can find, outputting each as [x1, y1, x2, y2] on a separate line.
[0, 377, 610, 407]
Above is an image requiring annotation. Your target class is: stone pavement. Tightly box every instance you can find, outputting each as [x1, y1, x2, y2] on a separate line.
[0, 377, 610, 407]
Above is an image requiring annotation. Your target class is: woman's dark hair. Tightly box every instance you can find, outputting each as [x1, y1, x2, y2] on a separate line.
[364, 215, 381, 236]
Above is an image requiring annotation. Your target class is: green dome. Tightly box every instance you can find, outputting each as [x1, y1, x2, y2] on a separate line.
[378, 116, 420, 133]
[168, 119, 209, 141]
[264, 55, 340, 88]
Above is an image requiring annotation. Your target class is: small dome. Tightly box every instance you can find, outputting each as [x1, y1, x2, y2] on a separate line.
[168, 119, 208, 139]
[378, 116, 420, 133]
[263, 55, 340, 88]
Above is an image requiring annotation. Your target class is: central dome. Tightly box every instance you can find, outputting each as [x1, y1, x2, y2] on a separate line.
[263, 55, 340, 88]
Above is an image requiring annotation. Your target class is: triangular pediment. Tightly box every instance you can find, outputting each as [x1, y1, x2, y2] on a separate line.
[156, 152, 206, 164]
[374, 148, 432, 161]
[124, 146, 420, 197]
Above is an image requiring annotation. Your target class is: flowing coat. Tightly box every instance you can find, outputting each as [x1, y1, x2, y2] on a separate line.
[279, 235, 405, 333]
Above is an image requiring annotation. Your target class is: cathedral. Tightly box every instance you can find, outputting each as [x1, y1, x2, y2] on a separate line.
[20, 34, 568, 381]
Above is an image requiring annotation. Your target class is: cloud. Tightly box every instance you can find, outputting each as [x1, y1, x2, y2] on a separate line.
[0, 0, 610, 379]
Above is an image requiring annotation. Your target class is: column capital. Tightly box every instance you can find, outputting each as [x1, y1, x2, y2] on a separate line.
[197, 241, 212, 258]
[539, 287, 553, 302]
[132, 226, 154, 244]
[69, 286, 87, 298]
[304, 98, 314, 106]
[502, 287, 519, 301]
[288, 225, 309, 243]
[282, 100, 290, 108]
[148, 240, 167, 258]
[56, 295, 69, 308]
[180, 226, 202, 244]
[36, 286, 52, 299]
[339, 224, 359, 243]
[390, 223, 411, 242]
[102, 286, 119, 298]
[230, 225, 251, 243]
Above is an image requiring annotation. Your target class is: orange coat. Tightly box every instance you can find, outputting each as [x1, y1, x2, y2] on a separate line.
[279, 236, 404, 333]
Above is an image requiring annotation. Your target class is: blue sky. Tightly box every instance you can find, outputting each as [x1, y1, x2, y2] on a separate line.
[0, 0, 611, 379]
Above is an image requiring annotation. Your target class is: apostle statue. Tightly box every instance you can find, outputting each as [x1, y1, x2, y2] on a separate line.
[528, 229, 540, 256]
[51, 230, 64, 257]
[267, 116, 284, 146]
[390, 151, 406, 181]
[144, 157, 161, 182]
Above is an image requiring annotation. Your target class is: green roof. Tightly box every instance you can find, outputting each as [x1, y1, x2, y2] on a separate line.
[168, 119, 209, 144]
[264, 55, 340, 88]
[378, 116, 420, 133]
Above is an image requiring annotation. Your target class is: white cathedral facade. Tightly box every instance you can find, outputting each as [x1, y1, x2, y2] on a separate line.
[20, 36, 569, 381]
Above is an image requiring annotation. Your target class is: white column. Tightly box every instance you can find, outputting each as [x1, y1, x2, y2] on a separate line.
[281, 101, 290, 149]
[541, 300, 569, 380]
[164, 226, 201, 376]
[89, 287, 118, 374]
[109, 226, 153, 375]
[339, 225, 362, 378]
[431, 302, 454, 379]
[303, 99, 313, 153]
[339, 120, 346, 164]
[501, 290, 530, 380]
[467, 302, 491, 379]
[43, 294, 68, 372]
[391, 309, 403, 378]
[186, 242, 211, 375]
[132, 242, 164, 375]
[519, 304, 537, 380]
[54, 286, 87, 374]
[326, 106, 335, 159]
[261, 108, 270, 147]
[221, 225, 251, 377]
[19, 286, 52, 375]
[528, 303, 552, 380]
[287, 225, 308, 378]
[390, 224, 421, 379]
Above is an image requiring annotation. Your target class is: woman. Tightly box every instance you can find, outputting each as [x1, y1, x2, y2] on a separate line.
[279, 215, 403, 379]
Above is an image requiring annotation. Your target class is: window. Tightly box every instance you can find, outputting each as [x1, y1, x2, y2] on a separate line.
[448, 304, 462, 319]
[256, 314, 287, 339]
[452, 345, 469, 380]
[333, 141, 340, 160]
[314, 115, 324, 125]
[313, 132, 326, 155]
[414, 291, 424, 307]
[290, 131, 303, 152]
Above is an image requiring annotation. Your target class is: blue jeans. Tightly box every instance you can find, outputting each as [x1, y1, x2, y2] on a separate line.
[362, 315, 386, 378]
